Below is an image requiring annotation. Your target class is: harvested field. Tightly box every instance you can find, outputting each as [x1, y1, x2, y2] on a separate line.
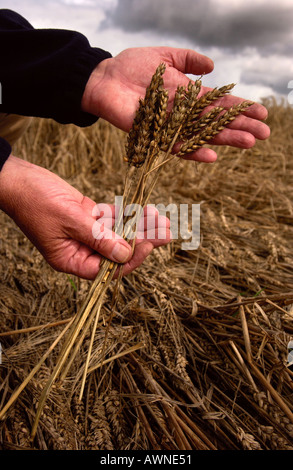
[0, 97, 293, 450]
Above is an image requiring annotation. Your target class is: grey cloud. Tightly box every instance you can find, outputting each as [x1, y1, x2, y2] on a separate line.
[241, 66, 293, 97]
[101, 0, 293, 54]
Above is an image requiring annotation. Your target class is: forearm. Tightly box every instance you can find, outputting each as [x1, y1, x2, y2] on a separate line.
[0, 9, 112, 126]
[0, 155, 31, 218]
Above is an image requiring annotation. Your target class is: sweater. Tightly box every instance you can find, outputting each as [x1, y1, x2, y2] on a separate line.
[0, 8, 112, 171]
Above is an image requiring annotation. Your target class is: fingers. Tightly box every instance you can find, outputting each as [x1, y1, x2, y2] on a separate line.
[187, 110, 270, 153]
[87, 219, 133, 263]
[92, 203, 171, 246]
[222, 97, 268, 122]
[178, 124, 268, 162]
[241, 101, 268, 122]
[176, 90, 270, 161]
[164, 47, 214, 76]
[118, 218, 172, 277]
[64, 243, 103, 280]
[117, 241, 154, 277]
[181, 147, 218, 163]
[222, 113, 270, 140]
[136, 205, 171, 245]
[199, 85, 268, 117]
[210, 128, 256, 149]
[62, 227, 133, 280]
[70, 199, 132, 265]
[179, 126, 262, 162]
[118, 207, 171, 277]
[65, 238, 162, 281]
[65, 202, 171, 279]
[198, 86, 270, 131]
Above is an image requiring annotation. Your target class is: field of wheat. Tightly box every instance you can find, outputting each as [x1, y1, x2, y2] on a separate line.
[0, 95, 292, 450]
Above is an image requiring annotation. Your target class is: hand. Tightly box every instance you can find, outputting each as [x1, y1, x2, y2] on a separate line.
[82, 46, 270, 163]
[0, 156, 171, 280]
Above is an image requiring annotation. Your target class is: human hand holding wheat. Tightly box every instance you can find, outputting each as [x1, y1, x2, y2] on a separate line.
[0, 156, 171, 280]
[82, 46, 270, 162]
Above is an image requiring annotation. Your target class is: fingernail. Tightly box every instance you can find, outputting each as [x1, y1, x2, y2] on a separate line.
[112, 243, 131, 263]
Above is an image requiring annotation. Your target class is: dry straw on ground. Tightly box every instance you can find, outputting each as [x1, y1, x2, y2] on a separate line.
[0, 68, 293, 449]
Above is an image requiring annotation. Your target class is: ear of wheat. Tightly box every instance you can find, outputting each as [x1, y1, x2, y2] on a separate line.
[0, 64, 253, 439]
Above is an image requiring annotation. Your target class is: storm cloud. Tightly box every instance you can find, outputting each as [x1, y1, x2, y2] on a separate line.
[101, 0, 293, 99]
[240, 55, 293, 97]
[102, 0, 293, 54]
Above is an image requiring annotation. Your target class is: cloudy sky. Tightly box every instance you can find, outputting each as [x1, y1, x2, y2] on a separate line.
[1, 0, 292, 103]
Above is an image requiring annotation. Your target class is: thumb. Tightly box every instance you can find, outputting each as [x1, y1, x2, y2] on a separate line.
[165, 48, 214, 76]
[91, 218, 132, 264]
[71, 203, 132, 264]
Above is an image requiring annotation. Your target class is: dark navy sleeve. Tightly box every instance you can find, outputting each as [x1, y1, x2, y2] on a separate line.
[0, 137, 11, 171]
[0, 9, 112, 126]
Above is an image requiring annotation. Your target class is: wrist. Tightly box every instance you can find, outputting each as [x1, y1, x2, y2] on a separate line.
[81, 57, 112, 116]
[0, 155, 33, 217]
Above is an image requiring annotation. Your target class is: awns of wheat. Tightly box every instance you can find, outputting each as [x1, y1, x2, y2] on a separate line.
[0, 63, 252, 439]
